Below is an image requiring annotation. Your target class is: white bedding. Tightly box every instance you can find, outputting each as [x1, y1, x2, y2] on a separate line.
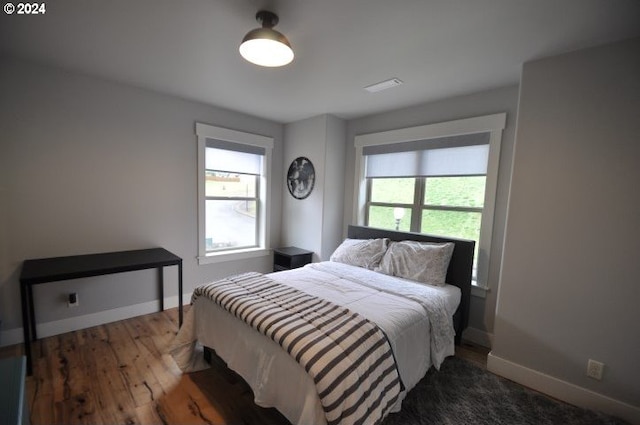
[185, 261, 460, 425]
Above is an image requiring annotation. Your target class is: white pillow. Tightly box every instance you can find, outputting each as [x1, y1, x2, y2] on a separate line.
[329, 238, 389, 270]
[376, 240, 454, 286]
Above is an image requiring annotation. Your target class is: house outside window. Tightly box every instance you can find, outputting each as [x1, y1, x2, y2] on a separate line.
[353, 114, 506, 293]
[196, 123, 273, 264]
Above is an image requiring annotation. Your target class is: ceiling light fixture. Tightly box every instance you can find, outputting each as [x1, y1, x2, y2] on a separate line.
[239, 10, 294, 67]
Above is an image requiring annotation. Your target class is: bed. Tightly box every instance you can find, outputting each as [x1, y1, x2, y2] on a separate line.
[176, 225, 474, 425]
[346, 225, 473, 345]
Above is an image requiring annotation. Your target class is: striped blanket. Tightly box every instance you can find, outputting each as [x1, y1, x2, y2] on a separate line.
[192, 272, 403, 425]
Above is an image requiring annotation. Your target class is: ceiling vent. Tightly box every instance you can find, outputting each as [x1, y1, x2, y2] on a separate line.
[364, 78, 403, 93]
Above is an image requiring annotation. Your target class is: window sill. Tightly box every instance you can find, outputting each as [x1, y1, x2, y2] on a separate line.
[198, 248, 270, 265]
[471, 282, 489, 299]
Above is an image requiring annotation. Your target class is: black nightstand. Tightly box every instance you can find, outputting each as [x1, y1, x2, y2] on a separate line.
[273, 247, 313, 272]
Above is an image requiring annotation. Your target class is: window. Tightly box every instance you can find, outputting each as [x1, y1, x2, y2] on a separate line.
[205, 142, 261, 251]
[366, 175, 486, 276]
[353, 114, 505, 294]
[196, 123, 273, 264]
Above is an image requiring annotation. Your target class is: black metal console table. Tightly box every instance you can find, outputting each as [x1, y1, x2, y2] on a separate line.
[19, 247, 183, 375]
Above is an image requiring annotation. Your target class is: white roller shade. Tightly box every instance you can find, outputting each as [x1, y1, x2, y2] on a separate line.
[205, 138, 264, 175]
[364, 132, 490, 178]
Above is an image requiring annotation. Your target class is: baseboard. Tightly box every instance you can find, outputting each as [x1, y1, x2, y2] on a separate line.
[487, 353, 640, 425]
[0, 327, 24, 347]
[462, 326, 493, 348]
[0, 292, 192, 347]
[164, 292, 193, 309]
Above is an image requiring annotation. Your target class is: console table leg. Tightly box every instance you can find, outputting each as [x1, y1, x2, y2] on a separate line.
[27, 285, 36, 340]
[158, 267, 164, 311]
[20, 282, 33, 375]
[178, 261, 183, 327]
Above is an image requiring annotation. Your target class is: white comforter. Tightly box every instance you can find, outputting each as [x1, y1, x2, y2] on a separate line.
[174, 261, 460, 425]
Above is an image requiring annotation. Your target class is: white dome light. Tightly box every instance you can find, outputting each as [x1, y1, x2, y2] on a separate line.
[239, 11, 294, 68]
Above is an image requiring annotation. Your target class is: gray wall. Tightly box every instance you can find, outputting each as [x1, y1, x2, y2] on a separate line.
[282, 114, 346, 260]
[0, 57, 283, 337]
[492, 37, 640, 409]
[321, 116, 347, 260]
[344, 86, 519, 342]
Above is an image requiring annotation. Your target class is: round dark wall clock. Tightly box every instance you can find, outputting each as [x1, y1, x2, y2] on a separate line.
[287, 157, 315, 200]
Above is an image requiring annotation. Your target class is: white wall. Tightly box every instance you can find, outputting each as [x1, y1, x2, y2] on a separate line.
[490, 37, 640, 422]
[282, 114, 346, 260]
[344, 86, 519, 345]
[0, 57, 283, 341]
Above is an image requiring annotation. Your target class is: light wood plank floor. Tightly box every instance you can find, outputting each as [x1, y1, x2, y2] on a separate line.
[0, 307, 489, 425]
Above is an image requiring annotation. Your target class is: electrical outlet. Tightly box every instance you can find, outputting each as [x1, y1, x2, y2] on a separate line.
[587, 359, 604, 380]
[67, 292, 79, 307]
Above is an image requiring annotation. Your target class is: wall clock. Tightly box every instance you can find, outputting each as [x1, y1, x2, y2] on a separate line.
[287, 157, 315, 200]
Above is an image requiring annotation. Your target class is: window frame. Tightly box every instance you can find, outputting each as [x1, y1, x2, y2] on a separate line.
[353, 114, 506, 296]
[196, 123, 274, 264]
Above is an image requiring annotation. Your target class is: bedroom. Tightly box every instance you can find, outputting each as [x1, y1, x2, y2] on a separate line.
[0, 0, 639, 424]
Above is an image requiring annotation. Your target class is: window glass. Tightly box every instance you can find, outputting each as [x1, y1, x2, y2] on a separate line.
[420, 209, 482, 241]
[205, 200, 257, 250]
[205, 171, 257, 198]
[421, 209, 481, 268]
[424, 176, 485, 207]
[367, 205, 412, 232]
[370, 178, 415, 204]
[204, 148, 260, 253]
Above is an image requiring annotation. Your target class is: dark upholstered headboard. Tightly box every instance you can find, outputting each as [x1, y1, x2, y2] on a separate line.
[347, 225, 475, 344]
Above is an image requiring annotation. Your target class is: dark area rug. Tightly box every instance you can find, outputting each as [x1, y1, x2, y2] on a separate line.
[382, 357, 629, 425]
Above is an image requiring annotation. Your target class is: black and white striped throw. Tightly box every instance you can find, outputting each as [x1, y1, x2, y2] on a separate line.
[192, 272, 403, 425]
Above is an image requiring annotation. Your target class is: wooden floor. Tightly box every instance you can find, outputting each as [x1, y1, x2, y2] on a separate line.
[0, 307, 489, 425]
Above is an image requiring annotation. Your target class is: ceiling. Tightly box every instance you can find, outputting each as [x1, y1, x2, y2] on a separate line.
[2, 0, 639, 123]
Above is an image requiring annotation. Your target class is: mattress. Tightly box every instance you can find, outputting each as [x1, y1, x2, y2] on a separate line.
[190, 261, 460, 425]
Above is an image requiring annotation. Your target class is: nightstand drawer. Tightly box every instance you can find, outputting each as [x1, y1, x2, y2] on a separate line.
[273, 247, 313, 272]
